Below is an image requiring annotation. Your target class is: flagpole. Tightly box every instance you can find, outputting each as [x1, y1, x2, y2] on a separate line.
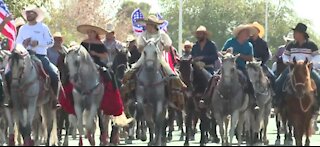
[265, 0, 268, 42]
[178, 0, 183, 56]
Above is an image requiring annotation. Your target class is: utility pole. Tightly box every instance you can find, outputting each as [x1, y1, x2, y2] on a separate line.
[265, 0, 268, 42]
[178, 0, 183, 56]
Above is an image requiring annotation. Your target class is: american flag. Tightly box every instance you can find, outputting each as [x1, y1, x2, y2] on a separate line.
[156, 13, 169, 32]
[131, 8, 145, 35]
[0, 0, 15, 51]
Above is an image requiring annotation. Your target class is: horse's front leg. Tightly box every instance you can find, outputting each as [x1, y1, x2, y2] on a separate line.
[98, 111, 108, 146]
[5, 108, 15, 146]
[74, 102, 84, 146]
[85, 104, 99, 146]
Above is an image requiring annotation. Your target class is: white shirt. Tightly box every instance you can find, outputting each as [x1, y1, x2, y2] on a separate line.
[16, 22, 54, 55]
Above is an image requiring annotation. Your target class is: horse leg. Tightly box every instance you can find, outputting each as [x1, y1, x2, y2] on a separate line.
[42, 102, 58, 146]
[229, 111, 240, 146]
[263, 113, 269, 145]
[98, 111, 108, 146]
[74, 103, 84, 146]
[56, 108, 63, 142]
[5, 108, 15, 146]
[178, 110, 185, 141]
[210, 115, 220, 143]
[167, 107, 174, 142]
[184, 103, 192, 146]
[200, 108, 209, 146]
[275, 113, 281, 145]
[293, 120, 303, 146]
[63, 112, 70, 146]
[85, 106, 98, 146]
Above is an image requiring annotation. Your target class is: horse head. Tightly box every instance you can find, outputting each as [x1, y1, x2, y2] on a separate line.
[289, 57, 313, 98]
[0, 49, 12, 71]
[246, 60, 264, 84]
[142, 37, 161, 71]
[10, 44, 32, 83]
[178, 56, 193, 87]
[221, 51, 239, 84]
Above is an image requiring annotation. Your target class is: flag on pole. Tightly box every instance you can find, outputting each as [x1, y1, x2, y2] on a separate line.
[0, 0, 16, 51]
[131, 8, 145, 35]
[156, 13, 169, 32]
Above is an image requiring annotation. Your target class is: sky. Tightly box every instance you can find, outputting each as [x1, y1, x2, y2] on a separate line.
[133, 0, 320, 34]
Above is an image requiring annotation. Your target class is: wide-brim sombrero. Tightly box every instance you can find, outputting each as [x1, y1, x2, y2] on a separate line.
[193, 25, 212, 36]
[136, 15, 165, 26]
[232, 24, 256, 37]
[77, 24, 107, 35]
[21, 5, 45, 22]
[251, 22, 265, 38]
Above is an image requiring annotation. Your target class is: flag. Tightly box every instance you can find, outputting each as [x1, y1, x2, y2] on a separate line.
[131, 8, 145, 35]
[0, 0, 15, 51]
[156, 12, 169, 32]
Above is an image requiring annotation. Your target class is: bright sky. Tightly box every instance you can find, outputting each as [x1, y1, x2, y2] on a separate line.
[134, 0, 320, 34]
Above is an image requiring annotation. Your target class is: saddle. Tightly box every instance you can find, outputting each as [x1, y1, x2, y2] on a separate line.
[31, 56, 50, 85]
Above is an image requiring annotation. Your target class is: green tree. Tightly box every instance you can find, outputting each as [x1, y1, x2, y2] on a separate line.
[160, 0, 320, 54]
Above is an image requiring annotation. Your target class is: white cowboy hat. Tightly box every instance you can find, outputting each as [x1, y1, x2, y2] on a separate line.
[193, 25, 211, 36]
[183, 40, 193, 47]
[126, 34, 136, 42]
[77, 24, 107, 35]
[232, 24, 256, 37]
[251, 22, 265, 38]
[53, 32, 63, 38]
[137, 15, 165, 26]
[106, 23, 115, 33]
[283, 32, 294, 41]
[15, 17, 26, 27]
[21, 5, 45, 22]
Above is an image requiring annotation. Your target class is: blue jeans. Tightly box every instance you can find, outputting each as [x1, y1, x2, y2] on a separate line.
[35, 54, 59, 94]
[261, 64, 276, 91]
[275, 67, 320, 105]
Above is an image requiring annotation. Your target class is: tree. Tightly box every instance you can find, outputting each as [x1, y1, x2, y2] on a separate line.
[4, 0, 51, 17]
[159, 0, 320, 54]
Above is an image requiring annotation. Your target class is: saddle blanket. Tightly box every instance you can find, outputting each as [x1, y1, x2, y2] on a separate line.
[58, 80, 124, 116]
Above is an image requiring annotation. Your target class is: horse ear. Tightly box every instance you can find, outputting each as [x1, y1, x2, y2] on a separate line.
[234, 54, 240, 59]
[257, 61, 262, 65]
[293, 57, 297, 64]
[308, 62, 313, 70]
[304, 57, 309, 65]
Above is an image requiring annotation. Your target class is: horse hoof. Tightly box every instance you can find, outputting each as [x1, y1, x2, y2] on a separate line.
[8, 134, 15, 146]
[179, 136, 184, 141]
[125, 139, 133, 144]
[148, 142, 153, 146]
[79, 137, 83, 146]
[184, 142, 189, 146]
[63, 141, 68, 146]
[140, 134, 147, 142]
[275, 139, 280, 146]
[264, 139, 269, 145]
[212, 137, 220, 144]
[167, 135, 173, 142]
[100, 133, 109, 146]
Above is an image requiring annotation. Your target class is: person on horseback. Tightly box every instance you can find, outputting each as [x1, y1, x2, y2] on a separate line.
[14, 5, 60, 99]
[249, 22, 275, 91]
[271, 32, 294, 73]
[181, 40, 193, 59]
[274, 23, 320, 107]
[221, 24, 259, 109]
[47, 32, 67, 66]
[191, 25, 221, 74]
[123, 15, 186, 94]
[103, 23, 125, 68]
[126, 34, 141, 67]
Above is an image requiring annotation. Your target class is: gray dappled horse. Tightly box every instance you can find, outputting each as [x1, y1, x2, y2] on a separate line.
[211, 52, 249, 146]
[246, 61, 272, 145]
[64, 45, 104, 146]
[0, 45, 58, 146]
[135, 37, 168, 146]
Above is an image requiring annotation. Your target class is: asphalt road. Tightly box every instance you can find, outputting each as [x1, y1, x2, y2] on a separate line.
[62, 116, 320, 146]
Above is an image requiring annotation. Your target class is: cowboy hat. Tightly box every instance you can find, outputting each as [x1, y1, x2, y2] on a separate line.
[53, 32, 63, 38]
[232, 24, 256, 37]
[106, 23, 115, 33]
[251, 22, 265, 38]
[183, 40, 193, 47]
[283, 32, 294, 41]
[77, 24, 107, 35]
[137, 15, 165, 26]
[194, 25, 211, 36]
[21, 5, 45, 22]
[126, 34, 136, 42]
[291, 23, 309, 38]
[15, 17, 26, 27]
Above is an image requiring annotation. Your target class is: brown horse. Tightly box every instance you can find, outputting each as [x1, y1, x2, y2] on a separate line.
[282, 57, 317, 146]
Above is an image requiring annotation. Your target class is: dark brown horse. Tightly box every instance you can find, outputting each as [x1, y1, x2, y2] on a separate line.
[281, 57, 317, 146]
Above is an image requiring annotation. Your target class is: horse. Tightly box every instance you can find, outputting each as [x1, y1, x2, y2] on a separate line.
[64, 45, 105, 146]
[281, 57, 317, 146]
[210, 52, 249, 146]
[1, 45, 58, 146]
[273, 56, 294, 145]
[246, 61, 272, 145]
[135, 37, 168, 146]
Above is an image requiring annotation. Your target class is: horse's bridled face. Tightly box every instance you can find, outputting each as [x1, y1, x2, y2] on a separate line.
[143, 43, 158, 70]
[65, 52, 81, 76]
[291, 62, 311, 97]
[222, 57, 236, 78]
[246, 63, 260, 83]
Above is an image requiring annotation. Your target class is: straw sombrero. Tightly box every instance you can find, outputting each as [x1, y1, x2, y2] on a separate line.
[21, 5, 45, 22]
[15, 17, 26, 27]
[77, 24, 107, 35]
[193, 25, 211, 36]
[126, 34, 136, 42]
[251, 22, 265, 38]
[53, 32, 63, 38]
[106, 23, 115, 33]
[137, 15, 164, 26]
[232, 24, 256, 37]
[183, 40, 193, 47]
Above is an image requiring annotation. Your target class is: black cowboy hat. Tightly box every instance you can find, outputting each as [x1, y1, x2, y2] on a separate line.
[292, 23, 309, 38]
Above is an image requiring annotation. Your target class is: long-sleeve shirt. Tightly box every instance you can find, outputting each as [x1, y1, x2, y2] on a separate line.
[16, 22, 54, 55]
[249, 37, 270, 64]
[191, 39, 219, 65]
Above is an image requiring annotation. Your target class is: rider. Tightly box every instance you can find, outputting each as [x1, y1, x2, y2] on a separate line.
[103, 23, 125, 68]
[47, 32, 67, 66]
[274, 23, 320, 107]
[181, 40, 193, 59]
[123, 15, 186, 93]
[221, 24, 259, 109]
[126, 34, 141, 67]
[191, 25, 221, 74]
[15, 5, 60, 99]
[15, 17, 26, 35]
[249, 22, 275, 90]
[271, 32, 294, 73]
